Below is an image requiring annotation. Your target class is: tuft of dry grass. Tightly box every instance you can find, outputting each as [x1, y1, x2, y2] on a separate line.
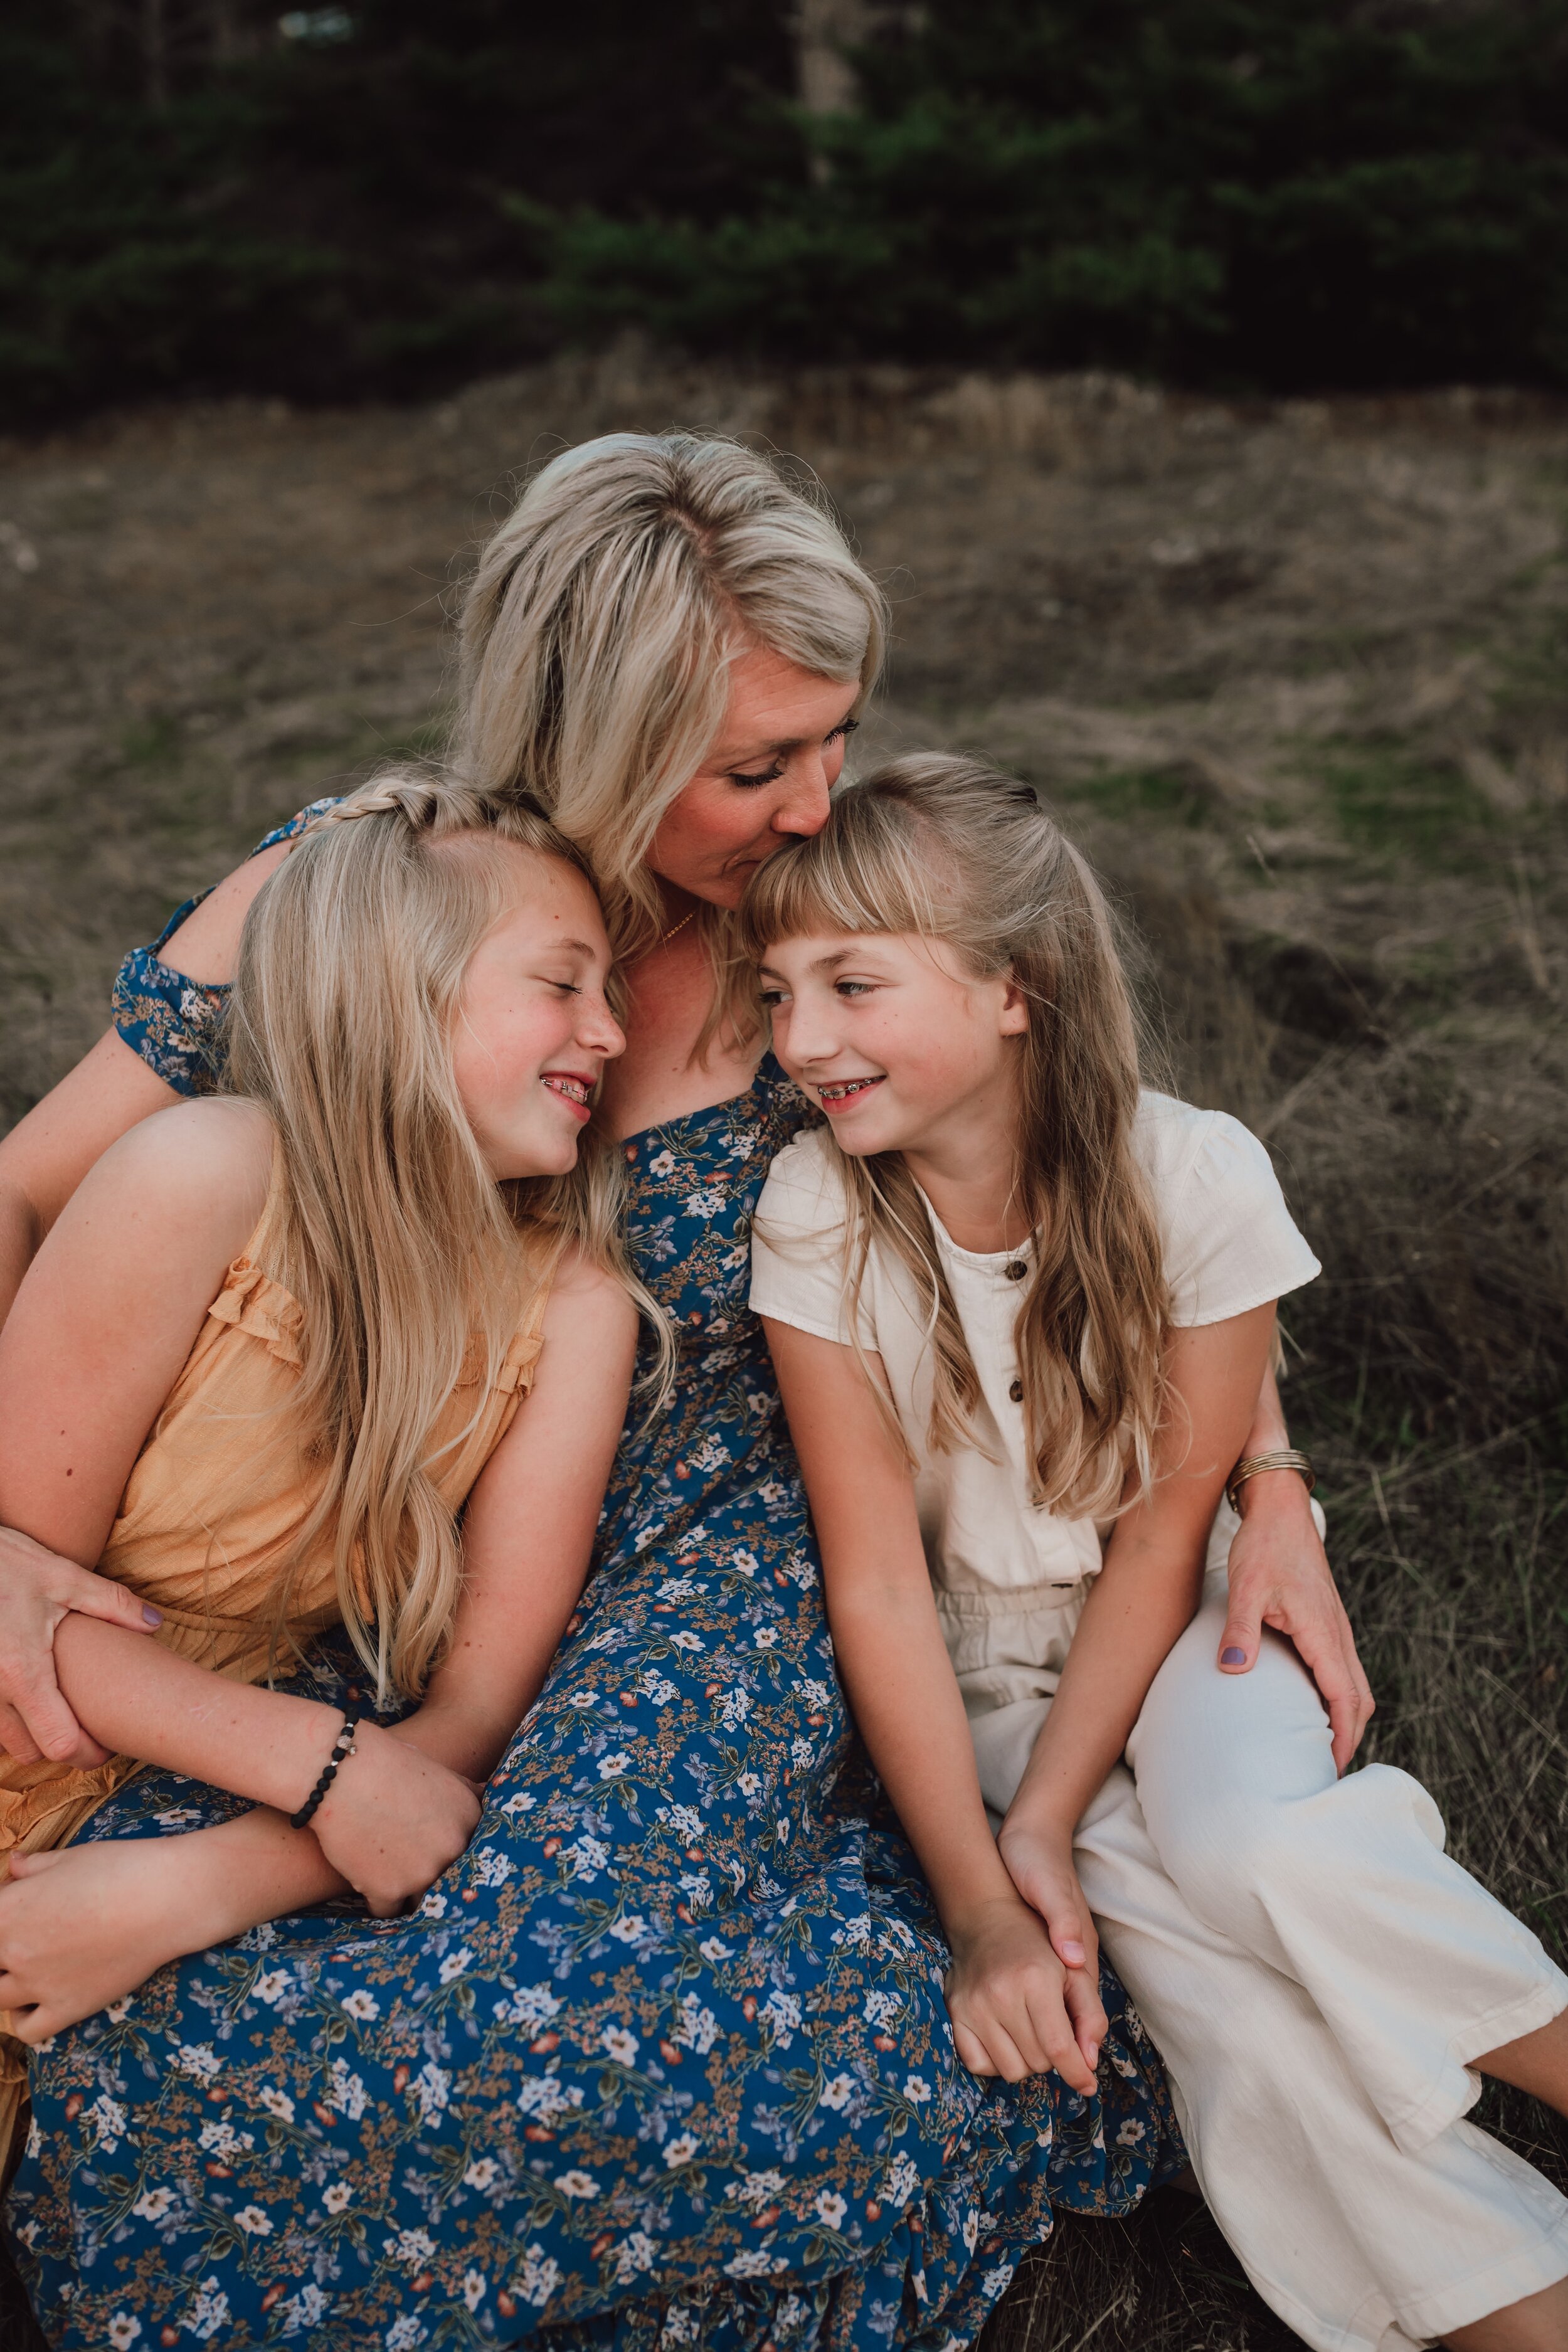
[3, 355, 1566, 2349]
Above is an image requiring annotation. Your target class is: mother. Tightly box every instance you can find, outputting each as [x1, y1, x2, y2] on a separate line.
[0, 437, 1349, 2349]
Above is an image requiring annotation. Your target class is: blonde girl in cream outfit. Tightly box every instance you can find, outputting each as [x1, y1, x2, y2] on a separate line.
[0, 773, 646, 2150]
[744, 755, 1568, 2352]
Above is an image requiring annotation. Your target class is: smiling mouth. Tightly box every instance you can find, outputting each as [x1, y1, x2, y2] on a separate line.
[817, 1075, 885, 1107]
[543, 1072, 594, 1116]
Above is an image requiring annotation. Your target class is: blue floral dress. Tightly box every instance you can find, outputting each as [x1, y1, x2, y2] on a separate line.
[9, 827, 1181, 2352]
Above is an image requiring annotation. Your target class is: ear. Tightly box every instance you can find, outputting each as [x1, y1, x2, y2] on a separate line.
[998, 975, 1031, 1037]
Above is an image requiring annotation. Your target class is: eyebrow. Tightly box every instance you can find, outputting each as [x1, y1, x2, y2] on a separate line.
[758, 946, 879, 980]
[709, 698, 860, 766]
[539, 938, 601, 959]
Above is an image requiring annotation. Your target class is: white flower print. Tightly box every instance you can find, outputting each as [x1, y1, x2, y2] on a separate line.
[340, 1989, 379, 2021]
[602, 2025, 640, 2065]
[736, 1771, 761, 1796]
[729, 2168, 784, 2206]
[250, 1969, 291, 2006]
[886, 2154, 922, 2208]
[464, 2156, 499, 2190]
[132, 2187, 174, 2222]
[566, 1833, 609, 1880]
[438, 1947, 474, 1984]
[472, 1846, 514, 1886]
[387, 2227, 436, 2265]
[516, 2075, 584, 2122]
[673, 1993, 719, 2053]
[517, 2245, 561, 2309]
[175, 2042, 221, 2079]
[198, 2122, 253, 2157]
[499, 1790, 537, 1815]
[326, 2058, 368, 2119]
[413, 2063, 451, 2122]
[106, 2315, 141, 2349]
[761, 1990, 801, 2046]
[384, 2318, 426, 2351]
[184, 2279, 230, 2341]
[233, 2205, 272, 2237]
[815, 2191, 847, 2229]
[462, 2269, 487, 2312]
[697, 1936, 734, 1962]
[493, 1982, 561, 2029]
[322, 2181, 353, 2212]
[257, 2087, 294, 2121]
[668, 1630, 704, 1652]
[904, 2075, 933, 2104]
[554, 2169, 598, 2200]
[664, 2132, 700, 2166]
[88, 2094, 127, 2153]
[598, 1753, 631, 1779]
[818, 2073, 856, 2111]
[613, 2230, 659, 2283]
[609, 1914, 647, 1941]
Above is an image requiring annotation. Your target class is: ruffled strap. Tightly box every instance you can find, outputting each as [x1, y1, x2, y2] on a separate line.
[206, 1257, 305, 1367]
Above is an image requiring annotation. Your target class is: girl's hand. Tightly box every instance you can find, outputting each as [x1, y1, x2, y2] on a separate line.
[0, 1837, 226, 2040]
[1219, 1481, 1374, 1774]
[0, 1525, 163, 1768]
[945, 1894, 1103, 2094]
[307, 1720, 480, 1916]
[994, 1818, 1107, 2075]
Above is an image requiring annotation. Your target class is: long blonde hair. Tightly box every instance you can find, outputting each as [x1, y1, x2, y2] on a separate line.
[741, 755, 1170, 1517]
[453, 433, 888, 1050]
[225, 769, 641, 1702]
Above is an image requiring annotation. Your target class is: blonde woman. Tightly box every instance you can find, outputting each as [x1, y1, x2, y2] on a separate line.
[746, 757, 1568, 2352]
[3, 438, 1338, 2352]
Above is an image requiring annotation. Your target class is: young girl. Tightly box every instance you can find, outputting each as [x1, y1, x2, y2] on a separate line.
[0, 771, 644, 2164]
[743, 755, 1568, 2352]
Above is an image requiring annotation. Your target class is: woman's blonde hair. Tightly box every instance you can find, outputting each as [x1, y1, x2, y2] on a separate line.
[741, 755, 1170, 1517]
[226, 768, 645, 1703]
[453, 433, 888, 1051]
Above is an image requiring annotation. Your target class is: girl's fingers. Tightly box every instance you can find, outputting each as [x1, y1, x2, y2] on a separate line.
[972, 2018, 1031, 2085]
[1062, 1964, 1108, 2074]
[951, 2020, 998, 2077]
[1022, 1988, 1095, 2094]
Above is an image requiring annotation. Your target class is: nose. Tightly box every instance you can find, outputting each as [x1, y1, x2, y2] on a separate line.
[777, 988, 840, 1071]
[771, 752, 833, 840]
[581, 992, 627, 1061]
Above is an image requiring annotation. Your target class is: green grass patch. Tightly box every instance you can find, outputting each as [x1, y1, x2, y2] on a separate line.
[1303, 739, 1500, 869]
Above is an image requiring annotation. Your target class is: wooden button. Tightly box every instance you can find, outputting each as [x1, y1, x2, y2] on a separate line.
[1009, 1379, 1024, 1402]
[1005, 1260, 1028, 1281]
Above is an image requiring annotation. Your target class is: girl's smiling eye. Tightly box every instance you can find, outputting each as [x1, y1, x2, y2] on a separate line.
[834, 978, 874, 998]
[758, 984, 789, 1009]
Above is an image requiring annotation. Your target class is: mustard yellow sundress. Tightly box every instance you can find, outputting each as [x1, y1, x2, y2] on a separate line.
[0, 1147, 549, 2163]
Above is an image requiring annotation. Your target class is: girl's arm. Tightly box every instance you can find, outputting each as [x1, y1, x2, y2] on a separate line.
[388, 1249, 640, 1785]
[763, 1316, 1103, 2093]
[996, 1303, 1276, 1951]
[0, 1251, 640, 2040]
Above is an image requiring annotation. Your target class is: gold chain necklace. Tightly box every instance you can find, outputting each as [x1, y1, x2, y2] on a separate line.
[659, 906, 698, 948]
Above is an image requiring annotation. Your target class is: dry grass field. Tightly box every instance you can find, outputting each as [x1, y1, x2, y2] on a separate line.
[1, 352, 1566, 2348]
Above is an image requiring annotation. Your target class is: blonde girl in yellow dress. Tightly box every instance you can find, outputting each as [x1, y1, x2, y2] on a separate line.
[0, 771, 649, 2154]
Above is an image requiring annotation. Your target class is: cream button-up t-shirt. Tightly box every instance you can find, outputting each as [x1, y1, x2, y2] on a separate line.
[750, 1093, 1322, 1745]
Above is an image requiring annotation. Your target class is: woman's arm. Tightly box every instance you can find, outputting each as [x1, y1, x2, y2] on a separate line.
[997, 1304, 1275, 1937]
[763, 1316, 1103, 2093]
[0, 844, 287, 1330]
[391, 1250, 640, 1784]
[1220, 1364, 1374, 1772]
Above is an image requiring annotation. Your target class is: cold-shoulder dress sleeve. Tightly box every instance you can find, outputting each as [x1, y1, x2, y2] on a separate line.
[110, 797, 342, 1094]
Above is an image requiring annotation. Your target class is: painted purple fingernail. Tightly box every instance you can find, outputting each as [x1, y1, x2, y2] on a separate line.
[1221, 1646, 1246, 1665]
[142, 1604, 163, 1627]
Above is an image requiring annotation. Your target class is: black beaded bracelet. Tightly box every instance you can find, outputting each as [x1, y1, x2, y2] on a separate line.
[290, 1715, 361, 1830]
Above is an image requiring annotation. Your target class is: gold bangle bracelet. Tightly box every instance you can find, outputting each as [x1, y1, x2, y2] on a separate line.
[1225, 1448, 1316, 1516]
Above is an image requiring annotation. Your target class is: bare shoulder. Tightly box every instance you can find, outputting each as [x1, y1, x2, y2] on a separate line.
[73, 1098, 275, 1248]
[157, 840, 292, 983]
[539, 1244, 640, 1337]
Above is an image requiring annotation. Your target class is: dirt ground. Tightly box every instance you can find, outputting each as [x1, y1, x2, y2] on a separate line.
[2, 352, 1567, 2349]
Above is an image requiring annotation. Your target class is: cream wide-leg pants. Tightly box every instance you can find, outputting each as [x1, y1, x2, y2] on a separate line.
[963, 1536, 1568, 2351]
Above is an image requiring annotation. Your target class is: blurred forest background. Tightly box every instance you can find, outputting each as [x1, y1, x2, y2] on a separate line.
[3, 6, 1568, 2351]
[8, 0, 1568, 422]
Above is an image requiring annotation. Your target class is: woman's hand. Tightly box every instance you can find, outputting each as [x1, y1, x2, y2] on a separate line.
[1218, 1476, 1374, 1774]
[944, 1890, 1104, 2094]
[0, 1525, 163, 1768]
[307, 1719, 480, 1916]
[0, 1836, 230, 2040]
